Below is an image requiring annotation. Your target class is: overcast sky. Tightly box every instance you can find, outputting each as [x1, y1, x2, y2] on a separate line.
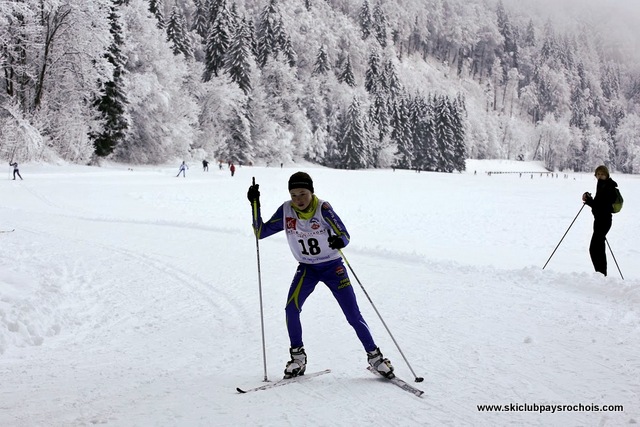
[503, 0, 640, 64]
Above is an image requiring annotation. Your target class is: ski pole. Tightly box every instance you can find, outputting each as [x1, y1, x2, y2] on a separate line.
[605, 239, 624, 280]
[543, 203, 586, 269]
[336, 244, 424, 383]
[251, 177, 269, 381]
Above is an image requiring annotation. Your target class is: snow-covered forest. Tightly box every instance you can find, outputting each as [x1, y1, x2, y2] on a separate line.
[2, 0, 640, 173]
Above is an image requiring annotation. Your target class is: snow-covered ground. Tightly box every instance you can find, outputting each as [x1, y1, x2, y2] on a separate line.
[1, 159, 638, 426]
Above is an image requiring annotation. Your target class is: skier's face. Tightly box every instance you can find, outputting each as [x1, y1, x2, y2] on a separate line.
[595, 171, 608, 180]
[290, 189, 313, 210]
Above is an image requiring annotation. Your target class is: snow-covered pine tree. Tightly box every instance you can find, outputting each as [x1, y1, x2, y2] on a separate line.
[223, 107, 253, 164]
[450, 95, 467, 172]
[390, 97, 413, 169]
[364, 50, 381, 94]
[312, 45, 330, 76]
[338, 96, 370, 169]
[91, 1, 130, 158]
[434, 94, 456, 172]
[225, 17, 253, 94]
[372, 1, 387, 48]
[383, 60, 402, 99]
[256, 0, 282, 68]
[203, 4, 231, 81]
[369, 92, 389, 144]
[359, 0, 372, 40]
[337, 54, 356, 87]
[192, 0, 208, 38]
[148, 0, 165, 29]
[166, 6, 193, 59]
[408, 94, 435, 170]
[278, 24, 297, 67]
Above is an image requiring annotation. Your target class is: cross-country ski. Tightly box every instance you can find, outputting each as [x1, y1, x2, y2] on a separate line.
[236, 369, 331, 394]
[367, 366, 424, 397]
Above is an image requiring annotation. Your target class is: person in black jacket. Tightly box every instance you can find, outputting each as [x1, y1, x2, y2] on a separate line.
[582, 165, 618, 276]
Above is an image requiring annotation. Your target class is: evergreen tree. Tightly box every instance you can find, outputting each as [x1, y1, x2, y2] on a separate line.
[148, 0, 165, 29]
[410, 95, 437, 171]
[369, 92, 389, 143]
[364, 50, 381, 94]
[246, 20, 259, 57]
[203, 4, 231, 81]
[390, 97, 413, 168]
[569, 62, 592, 130]
[257, 0, 282, 67]
[91, 1, 130, 158]
[496, 0, 518, 76]
[450, 95, 467, 171]
[383, 60, 402, 98]
[225, 17, 253, 94]
[433, 95, 456, 172]
[166, 6, 193, 59]
[523, 19, 536, 47]
[312, 45, 330, 76]
[338, 97, 370, 169]
[372, 1, 387, 48]
[221, 107, 253, 164]
[278, 22, 297, 67]
[192, 0, 209, 38]
[337, 54, 356, 87]
[359, 0, 372, 40]
[207, 0, 223, 28]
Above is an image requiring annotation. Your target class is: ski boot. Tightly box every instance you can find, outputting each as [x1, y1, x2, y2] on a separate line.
[284, 346, 307, 379]
[367, 347, 394, 378]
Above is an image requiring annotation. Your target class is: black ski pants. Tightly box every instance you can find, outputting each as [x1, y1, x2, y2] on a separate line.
[589, 215, 612, 276]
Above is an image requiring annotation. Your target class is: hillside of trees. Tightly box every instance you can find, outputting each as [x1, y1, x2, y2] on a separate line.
[2, 0, 640, 173]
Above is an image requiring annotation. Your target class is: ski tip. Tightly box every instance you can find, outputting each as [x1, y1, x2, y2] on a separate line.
[236, 387, 247, 394]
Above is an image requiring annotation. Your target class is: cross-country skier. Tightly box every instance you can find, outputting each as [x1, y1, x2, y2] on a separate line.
[9, 161, 23, 180]
[176, 161, 188, 177]
[582, 165, 618, 276]
[247, 171, 394, 379]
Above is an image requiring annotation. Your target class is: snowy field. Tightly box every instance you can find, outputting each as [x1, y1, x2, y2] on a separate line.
[1, 159, 638, 427]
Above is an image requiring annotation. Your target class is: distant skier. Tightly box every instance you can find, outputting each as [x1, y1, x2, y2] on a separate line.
[247, 172, 394, 379]
[202, 159, 209, 172]
[230, 163, 236, 177]
[582, 165, 618, 276]
[9, 161, 23, 180]
[176, 161, 188, 177]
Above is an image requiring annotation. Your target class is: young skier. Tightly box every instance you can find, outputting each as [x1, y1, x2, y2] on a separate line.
[247, 172, 394, 379]
[582, 165, 618, 276]
[9, 161, 23, 180]
[176, 161, 188, 177]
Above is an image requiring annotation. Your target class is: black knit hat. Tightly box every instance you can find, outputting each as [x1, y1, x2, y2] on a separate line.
[288, 171, 314, 193]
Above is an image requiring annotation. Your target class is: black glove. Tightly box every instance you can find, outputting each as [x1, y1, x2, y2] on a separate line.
[582, 192, 592, 203]
[328, 234, 345, 250]
[247, 184, 260, 204]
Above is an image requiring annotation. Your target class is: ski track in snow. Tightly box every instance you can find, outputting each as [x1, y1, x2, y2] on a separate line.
[0, 162, 639, 426]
